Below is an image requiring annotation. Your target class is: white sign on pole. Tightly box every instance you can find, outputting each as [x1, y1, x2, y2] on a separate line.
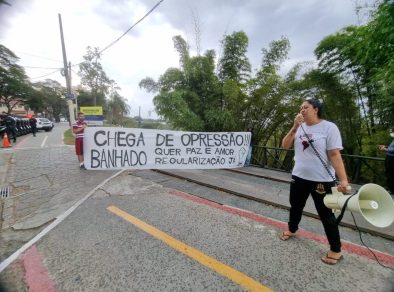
[83, 128, 251, 170]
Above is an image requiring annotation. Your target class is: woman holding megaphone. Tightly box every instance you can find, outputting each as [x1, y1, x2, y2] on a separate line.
[279, 98, 350, 265]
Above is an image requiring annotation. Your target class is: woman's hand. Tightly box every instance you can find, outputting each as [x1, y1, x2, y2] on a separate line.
[337, 181, 351, 193]
[294, 113, 304, 128]
[378, 144, 386, 151]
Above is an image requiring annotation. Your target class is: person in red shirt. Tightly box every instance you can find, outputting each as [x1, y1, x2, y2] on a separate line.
[72, 112, 88, 170]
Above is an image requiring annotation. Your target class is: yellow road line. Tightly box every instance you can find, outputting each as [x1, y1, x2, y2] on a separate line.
[107, 205, 272, 292]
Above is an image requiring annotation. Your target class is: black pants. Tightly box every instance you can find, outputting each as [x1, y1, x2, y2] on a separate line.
[385, 155, 394, 194]
[6, 127, 16, 142]
[288, 175, 341, 253]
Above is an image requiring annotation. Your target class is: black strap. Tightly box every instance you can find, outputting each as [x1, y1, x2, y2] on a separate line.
[299, 124, 338, 183]
[335, 194, 356, 225]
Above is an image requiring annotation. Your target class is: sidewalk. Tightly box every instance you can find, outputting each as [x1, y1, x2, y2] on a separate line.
[0, 146, 117, 263]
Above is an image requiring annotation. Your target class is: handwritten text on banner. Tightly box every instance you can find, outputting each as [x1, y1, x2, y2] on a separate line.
[83, 128, 251, 170]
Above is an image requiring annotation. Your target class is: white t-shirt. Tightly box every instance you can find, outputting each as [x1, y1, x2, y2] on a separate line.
[292, 120, 343, 182]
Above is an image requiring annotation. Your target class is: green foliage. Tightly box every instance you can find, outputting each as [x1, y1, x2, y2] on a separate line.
[63, 128, 75, 145]
[32, 79, 68, 121]
[78, 46, 114, 106]
[300, 70, 361, 153]
[139, 1, 392, 173]
[246, 37, 293, 146]
[141, 35, 224, 131]
[315, 1, 394, 137]
[77, 46, 131, 124]
[106, 91, 130, 126]
[76, 88, 96, 108]
[0, 44, 31, 113]
[218, 31, 251, 83]
[314, 1, 394, 158]
[260, 36, 290, 70]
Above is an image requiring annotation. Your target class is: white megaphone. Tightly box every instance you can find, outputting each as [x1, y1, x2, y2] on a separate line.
[324, 183, 394, 228]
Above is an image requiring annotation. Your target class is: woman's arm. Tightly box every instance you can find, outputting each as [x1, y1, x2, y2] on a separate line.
[282, 113, 303, 149]
[328, 149, 350, 192]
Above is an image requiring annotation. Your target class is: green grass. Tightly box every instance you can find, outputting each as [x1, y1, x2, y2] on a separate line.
[63, 129, 75, 145]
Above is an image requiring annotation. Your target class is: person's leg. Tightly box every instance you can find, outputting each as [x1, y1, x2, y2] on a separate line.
[245, 146, 252, 166]
[75, 139, 85, 169]
[288, 176, 311, 233]
[385, 156, 394, 194]
[311, 182, 342, 264]
[12, 128, 16, 142]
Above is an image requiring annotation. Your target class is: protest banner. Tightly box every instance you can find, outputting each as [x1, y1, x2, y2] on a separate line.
[83, 127, 251, 170]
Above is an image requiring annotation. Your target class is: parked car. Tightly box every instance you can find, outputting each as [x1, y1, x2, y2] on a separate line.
[36, 118, 54, 132]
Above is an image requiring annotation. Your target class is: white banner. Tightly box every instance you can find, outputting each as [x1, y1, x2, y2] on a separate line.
[83, 128, 251, 170]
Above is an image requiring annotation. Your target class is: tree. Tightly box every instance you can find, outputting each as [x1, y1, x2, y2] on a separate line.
[140, 36, 225, 131]
[358, 1, 394, 127]
[315, 1, 394, 135]
[107, 92, 130, 126]
[216, 31, 251, 127]
[245, 37, 292, 146]
[217, 31, 251, 84]
[78, 46, 114, 106]
[32, 79, 68, 121]
[0, 44, 31, 113]
[298, 70, 361, 153]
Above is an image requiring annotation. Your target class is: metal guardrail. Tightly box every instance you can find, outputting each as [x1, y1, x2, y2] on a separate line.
[251, 145, 386, 187]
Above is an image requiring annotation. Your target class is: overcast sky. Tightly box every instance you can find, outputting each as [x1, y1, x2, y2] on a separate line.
[0, 0, 371, 118]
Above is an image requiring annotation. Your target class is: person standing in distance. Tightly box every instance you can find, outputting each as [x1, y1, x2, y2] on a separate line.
[73, 112, 88, 170]
[29, 115, 37, 137]
[378, 127, 394, 195]
[244, 127, 255, 166]
[279, 98, 350, 265]
[4, 113, 17, 143]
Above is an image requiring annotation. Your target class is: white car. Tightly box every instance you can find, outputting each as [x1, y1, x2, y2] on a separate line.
[36, 118, 54, 132]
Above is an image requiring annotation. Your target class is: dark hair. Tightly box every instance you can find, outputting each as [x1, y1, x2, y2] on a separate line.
[304, 98, 323, 118]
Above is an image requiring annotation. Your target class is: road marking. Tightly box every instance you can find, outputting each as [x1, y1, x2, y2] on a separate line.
[107, 205, 272, 292]
[22, 246, 57, 292]
[0, 170, 126, 273]
[41, 136, 48, 148]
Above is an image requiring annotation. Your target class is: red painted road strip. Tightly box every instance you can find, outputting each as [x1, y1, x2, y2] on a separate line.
[169, 189, 394, 267]
[22, 245, 57, 292]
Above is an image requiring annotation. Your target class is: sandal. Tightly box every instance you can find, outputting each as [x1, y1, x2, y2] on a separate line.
[279, 231, 296, 241]
[321, 253, 343, 265]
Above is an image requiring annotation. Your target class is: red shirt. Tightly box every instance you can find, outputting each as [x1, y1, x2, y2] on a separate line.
[72, 120, 87, 140]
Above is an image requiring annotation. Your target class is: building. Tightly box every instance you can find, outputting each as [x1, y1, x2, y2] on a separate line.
[0, 98, 35, 117]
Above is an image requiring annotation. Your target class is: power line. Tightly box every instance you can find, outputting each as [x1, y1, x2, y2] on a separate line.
[21, 65, 62, 70]
[13, 50, 62, 63]
[63, 0, 165, 70]
[99, 0, 165, 55]
[22, 0, 165, 81]
[29, 69, 61, 80]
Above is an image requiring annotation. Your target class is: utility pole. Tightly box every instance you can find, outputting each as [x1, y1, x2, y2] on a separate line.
[58, 13, 75, 127]
[69, 61, 77, 117]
